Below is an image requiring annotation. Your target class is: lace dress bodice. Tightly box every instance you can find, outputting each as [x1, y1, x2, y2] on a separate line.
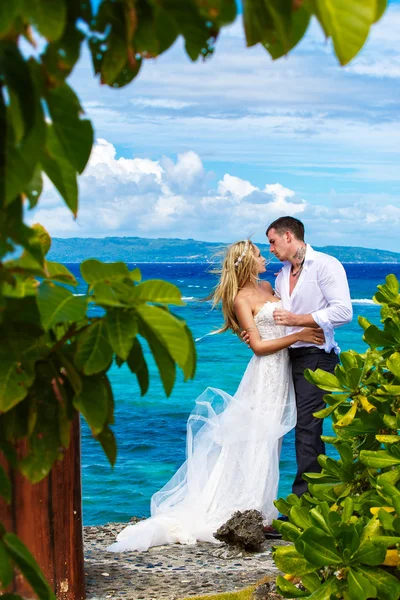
[254, 300, 286, 342]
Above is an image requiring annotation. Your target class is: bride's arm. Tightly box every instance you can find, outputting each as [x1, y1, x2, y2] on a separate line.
[234, 298, 324, 357]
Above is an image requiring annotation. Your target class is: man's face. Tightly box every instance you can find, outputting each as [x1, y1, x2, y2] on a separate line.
[267, 228, 290, 262]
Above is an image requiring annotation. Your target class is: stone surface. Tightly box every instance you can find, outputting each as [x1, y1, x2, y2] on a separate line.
[213, 510, 265, 551]
[84, 521, 288, 599]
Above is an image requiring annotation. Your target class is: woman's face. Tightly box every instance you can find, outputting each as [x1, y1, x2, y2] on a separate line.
[253, 244, 267, 274]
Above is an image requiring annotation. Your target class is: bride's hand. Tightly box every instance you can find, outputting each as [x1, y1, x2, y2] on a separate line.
[297, 327, 325, 345]
[241, 329, 253, 348]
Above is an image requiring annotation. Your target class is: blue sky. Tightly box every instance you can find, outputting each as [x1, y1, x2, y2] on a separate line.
[31, 2, 400, 251]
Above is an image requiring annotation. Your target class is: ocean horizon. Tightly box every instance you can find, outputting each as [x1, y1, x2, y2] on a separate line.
[72, 262, 400, 526]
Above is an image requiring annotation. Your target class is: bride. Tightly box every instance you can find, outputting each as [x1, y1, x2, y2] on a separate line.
[108, 239, 324, 552]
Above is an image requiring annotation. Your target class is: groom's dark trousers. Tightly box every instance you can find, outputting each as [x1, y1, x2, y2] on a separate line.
[289, 347, 339, 497]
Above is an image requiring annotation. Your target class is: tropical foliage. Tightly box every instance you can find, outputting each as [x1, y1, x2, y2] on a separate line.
[0, 0, 389, 596]
[273, 275, 400, 600]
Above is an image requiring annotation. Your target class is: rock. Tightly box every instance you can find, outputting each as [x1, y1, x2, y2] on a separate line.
[251, 576, 279, 600]
[213, 510, 265, 551]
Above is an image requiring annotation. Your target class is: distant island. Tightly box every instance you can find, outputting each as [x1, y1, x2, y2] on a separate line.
[48, 237, 400, 264]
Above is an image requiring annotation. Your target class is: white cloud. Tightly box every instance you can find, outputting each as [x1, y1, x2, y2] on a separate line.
[27, 139, 400, 251]
[131, 97, 196, 109]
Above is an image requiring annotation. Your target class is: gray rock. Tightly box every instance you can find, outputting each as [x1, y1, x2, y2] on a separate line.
[213, 510, 265, 551]
[251, 577, 279, 600]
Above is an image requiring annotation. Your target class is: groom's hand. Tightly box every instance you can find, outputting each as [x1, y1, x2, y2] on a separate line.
[240, 330, 251, 348]
[273, 308, 299, 326]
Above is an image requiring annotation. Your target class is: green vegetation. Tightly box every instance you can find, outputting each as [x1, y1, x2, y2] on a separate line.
[273, 274, 400, 599]
[0, 0, 389, 597]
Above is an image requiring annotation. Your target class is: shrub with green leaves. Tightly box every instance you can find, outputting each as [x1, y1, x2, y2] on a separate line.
[273, 274, 400, 600]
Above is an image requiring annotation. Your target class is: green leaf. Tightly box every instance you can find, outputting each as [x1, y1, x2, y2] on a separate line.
[301, 572, 321, 593]
[360, 450, 400, 469]
[139, 317, 176, 396]
[335, 401, 358, 428]
[295, 528, 342, 566]
[73, 374, 111, 435]
[347, 567, 376, 600]
[0, 359, 35, 412]
[276, 574, 309, 597]
[0, 539, 13, 589]
[304, 368, 344, 392]
[374, 0, 387, 22]
[80, 259, 131, 286]
[56, 352, 82, 395]
[364, 325, 395, 348]
[350, 541, 387, 565]
[126, 338, 149, 396]
[0, 0, 21, 36]
[45, 82, 93, 174]
[97, 425, 117, 466]
[44, 261, 77, 286]
[137, 305, 190, 372]
[243, 0, 274, 47]
[315, 0, 376, 66]
[75, 321, 113, 375]
[24, 0, 67, 41]
[106, 309, 138, 361]
[24, 163, 43, 208]
[0, 463, 11, 503]
[289, 505, 312, 530]
[3, 533, 56, 600]
[302, 576, 339, 600]
[387, 352, 400, 379]
[272, 544, 318, 576]
[37, 281, 87, 329]
[357, 565, 400, 600]
[41, 124, 78, 216]
[131, 279, 185, 305]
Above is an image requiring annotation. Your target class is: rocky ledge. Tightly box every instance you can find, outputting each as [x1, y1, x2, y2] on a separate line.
[84, 520, 287, 600]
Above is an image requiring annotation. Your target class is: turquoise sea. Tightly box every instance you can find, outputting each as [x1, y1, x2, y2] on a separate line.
[66, 262, 400, 526]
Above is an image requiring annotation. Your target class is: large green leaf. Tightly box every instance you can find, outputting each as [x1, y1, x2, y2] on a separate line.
[304, 368, 344, 392]
[364, 325, 395, 348]
[80, 259, 131, 287]
[295, 527, 342, 566]
[41, 124, 78, 216]
[3, 533, 56, 600]
[45, 82, 93, 174]
[23, 0, 67, 41]
[272, 544, 318, 576]
[106, 309, 138, 360]
[357, 565, 400, 600]
[387, 352, 400, 379]
[75, 321, 113, 375]
[0, 0, 21, 36]
[73, 374, 111, 435]
[137, 304, 190, 372]
[127, 338, 149, 396]
[360, 450, 400, 469]
[0, 539, 13, 589]
[131, 279, 185, 305]
[300, 576, 339, 600]
[0, 359, 35, 412]
[44, 261, 77, 286]
[37, 281, 87, 329]
[276, 574, 308, 598]
[97, 425, 117, 466]
[138, 317, 176, 396]
[315, 0, 376, 66]
[350, 541, 387, 566]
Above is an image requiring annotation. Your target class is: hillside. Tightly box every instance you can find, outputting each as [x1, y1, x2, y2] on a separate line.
[48, 237, 400, 263]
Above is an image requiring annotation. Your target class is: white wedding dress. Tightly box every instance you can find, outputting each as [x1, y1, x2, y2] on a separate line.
[108, 301, 296, 552]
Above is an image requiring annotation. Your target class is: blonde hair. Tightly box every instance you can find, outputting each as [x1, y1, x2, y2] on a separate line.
[210, 240, 258, 335]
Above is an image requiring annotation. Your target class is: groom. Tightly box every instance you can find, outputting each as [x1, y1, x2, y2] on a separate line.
[267, 216, 352, 496]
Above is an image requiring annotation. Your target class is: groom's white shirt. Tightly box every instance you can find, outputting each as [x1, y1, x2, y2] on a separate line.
[274, 244, 352, 353]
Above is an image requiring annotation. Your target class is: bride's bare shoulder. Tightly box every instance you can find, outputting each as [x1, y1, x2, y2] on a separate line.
[233, 291, 252, 311]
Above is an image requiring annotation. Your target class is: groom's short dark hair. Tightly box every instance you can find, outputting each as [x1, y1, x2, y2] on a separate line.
[266, 216, 305, 241]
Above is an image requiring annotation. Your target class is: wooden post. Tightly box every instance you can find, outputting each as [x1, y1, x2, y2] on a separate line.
[0, 412, 85, 599]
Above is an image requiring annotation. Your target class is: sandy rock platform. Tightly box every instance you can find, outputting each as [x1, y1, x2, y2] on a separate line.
[84, 522, 286, 600]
